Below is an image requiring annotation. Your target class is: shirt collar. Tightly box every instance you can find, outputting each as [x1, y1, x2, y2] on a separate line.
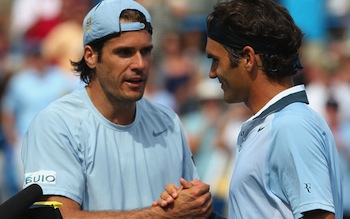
[249, 85, 309, 121]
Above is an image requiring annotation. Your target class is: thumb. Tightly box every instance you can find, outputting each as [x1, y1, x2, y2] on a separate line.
[179, 178, 193, 189]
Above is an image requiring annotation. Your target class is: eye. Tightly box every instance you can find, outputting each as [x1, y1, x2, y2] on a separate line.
[207, 55, 218, 64]
[115, 48, 134, 58]
[140, 46, 153, 56]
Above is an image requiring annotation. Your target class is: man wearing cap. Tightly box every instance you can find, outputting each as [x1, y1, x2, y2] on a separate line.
[156, 0, 343, 218]
[21, 0, 213, 218]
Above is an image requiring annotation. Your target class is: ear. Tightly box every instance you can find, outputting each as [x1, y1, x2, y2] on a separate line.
[242, 46, 257, 72]
[84, 45, 98, 69]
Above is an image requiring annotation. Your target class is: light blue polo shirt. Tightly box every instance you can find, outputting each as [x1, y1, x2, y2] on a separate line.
[22, 88, 198, 211]
[229, 85, 343, 219]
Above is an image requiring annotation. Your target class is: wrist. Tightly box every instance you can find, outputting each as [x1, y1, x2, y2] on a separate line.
[149, 205, 171, 219]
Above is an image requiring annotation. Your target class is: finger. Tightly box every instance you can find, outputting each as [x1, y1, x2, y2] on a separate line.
[164, 184, 180, 198]
[170, 185, 183, 199]
[156, 196, 170, 207]
[158, 199, 169, 207]
[192, 191, 213, 217]
[159, 192, 175, 206]
[179, 178, 193, 189]
[160, 191, 171, 200]
[203, 193, 214, 217]
[193, 180, 211, 194]
[190, 179, 203, 186]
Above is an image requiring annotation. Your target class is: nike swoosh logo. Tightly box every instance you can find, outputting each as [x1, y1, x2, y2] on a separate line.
[153, 129, 167, 137]
[257, 126, 265, 132]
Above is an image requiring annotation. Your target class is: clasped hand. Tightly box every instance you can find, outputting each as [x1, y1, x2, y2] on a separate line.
[152, 178, 213, 218]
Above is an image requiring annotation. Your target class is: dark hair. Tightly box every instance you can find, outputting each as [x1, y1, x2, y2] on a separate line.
[207, 0, 303, 80]
[71, 9, 152, 84]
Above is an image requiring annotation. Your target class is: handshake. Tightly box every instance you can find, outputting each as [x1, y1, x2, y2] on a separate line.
[152, 178, 225, 219]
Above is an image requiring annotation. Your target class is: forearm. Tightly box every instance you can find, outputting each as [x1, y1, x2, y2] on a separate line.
[45, 196, 169, 219]
[301, 210, 335, 219]
[46, 177, 213, 219]
[59, 206, 168, 219]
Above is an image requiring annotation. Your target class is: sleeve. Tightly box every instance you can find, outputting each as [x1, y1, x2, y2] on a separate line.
[21, 107, 85, 205]
[269, 115, 335, 218]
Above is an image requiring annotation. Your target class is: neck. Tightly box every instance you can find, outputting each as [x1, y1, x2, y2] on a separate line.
[248, 76, 294, 114]
[86, 86, 137, 125]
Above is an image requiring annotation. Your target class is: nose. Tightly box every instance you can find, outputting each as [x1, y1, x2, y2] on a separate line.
[130, 52, 147, 70]
[209, 69, 217, 79]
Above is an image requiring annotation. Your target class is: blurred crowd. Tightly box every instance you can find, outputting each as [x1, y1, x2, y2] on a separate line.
[0, 0, 350, 217]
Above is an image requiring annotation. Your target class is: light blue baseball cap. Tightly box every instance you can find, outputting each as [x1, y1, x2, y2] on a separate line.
[83, 0, 152, 46]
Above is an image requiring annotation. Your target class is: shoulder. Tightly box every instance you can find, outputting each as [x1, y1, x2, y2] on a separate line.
[269, 102, 332, 153]
[32, 89, 87, 127]
[272, 102, 327, 133]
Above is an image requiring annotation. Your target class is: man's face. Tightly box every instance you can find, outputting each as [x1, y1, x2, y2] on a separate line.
[206, 38, 251, 104]
[91, 30, 153, 104]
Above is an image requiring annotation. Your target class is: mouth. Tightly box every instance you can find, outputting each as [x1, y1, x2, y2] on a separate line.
[126, 78, 143, 83]
[218, 80, 224, 90]
[125, 77, 145, 88]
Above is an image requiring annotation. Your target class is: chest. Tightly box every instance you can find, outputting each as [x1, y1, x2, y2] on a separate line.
[79, 124, 185, 209]
[232, 119, 273, 189]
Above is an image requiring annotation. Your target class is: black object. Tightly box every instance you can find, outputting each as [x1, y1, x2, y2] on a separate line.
[21, 203, 63, 219]
[0, 184, 43, 219]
